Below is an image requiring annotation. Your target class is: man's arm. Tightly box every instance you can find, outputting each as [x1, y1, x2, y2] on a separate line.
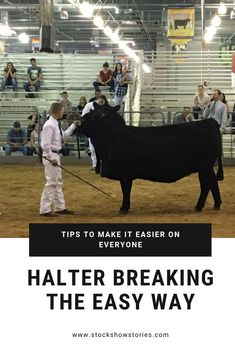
[203, 104, 211, 119]
[40, 125, 54, 161]
[220, 105, 227, 131]
[7, 130, 15, 146]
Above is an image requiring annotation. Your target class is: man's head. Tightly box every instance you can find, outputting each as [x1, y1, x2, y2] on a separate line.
[13, 121, 21, 133]
[50, 102, 64, 120]
[213, 89, 222, 101]
[95, 90, 102, 99]
[103, 62, 109, 72]
[30, 58, 37, 67]
[62, 91, 68, 100]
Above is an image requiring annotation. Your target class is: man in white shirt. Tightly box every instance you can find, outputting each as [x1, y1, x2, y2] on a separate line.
[39, 102, 78, 216]
[203, 89, 227, 133]
[82, 95, 106, 172]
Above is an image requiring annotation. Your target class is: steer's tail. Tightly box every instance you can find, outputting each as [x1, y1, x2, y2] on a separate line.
[216, 128, 224, 181]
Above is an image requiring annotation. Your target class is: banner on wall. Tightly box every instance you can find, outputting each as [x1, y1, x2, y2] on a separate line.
[167, 8, 195, 39]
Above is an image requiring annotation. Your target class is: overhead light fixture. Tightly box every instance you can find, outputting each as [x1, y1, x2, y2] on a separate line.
[218, 2, 227, 15]
[93, 15, 104, 29]
[18, 32, 30, 43]
[204, 32, 214, 42]
[211, 15, 221, 27]
[103, 25, 113, 37]
[0, 24, 15, 36]
[207, 26, 217, 36]
[79, 1, 94, 17]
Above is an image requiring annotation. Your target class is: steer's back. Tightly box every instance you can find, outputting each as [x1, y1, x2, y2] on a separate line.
[101, 119, 221, 182]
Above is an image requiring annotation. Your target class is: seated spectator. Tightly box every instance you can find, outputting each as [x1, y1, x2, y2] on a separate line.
[27, 108, 42, 141]
[77, 96, 87, 115]
[173, 108, 193, 124]
[2, 62, 17, 92]
[220, 92, 230, 120]
[60, 91, 73, 118]
[30, 123, 42, 157]
[93, 62, 114, 92]
[24, 58, 42, 93]
[231, 102, 235, 133]
[5, 121, 27, 155]
[112, 63, 122, 89]
[192, 85, 209, 119]
[114, 65, 132, 106]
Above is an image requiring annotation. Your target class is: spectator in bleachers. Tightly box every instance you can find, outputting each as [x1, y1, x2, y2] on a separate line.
[2, 62, 17, 92]
[220, 93, 230, 120]
[30, 123, 42, 158]
[192, 85, 209, 119]
[93, 62, 114, 92]
[60, 91, 73, 118]
[232, 102, 235, 133]
[27, 108, 43, 141]
[173, 107, 193, 124]
[5, 121, 27, 155]
[114, 65, 132, 106]
[89, 89, 102, 102]
[112, 63, 122, 89]
[24, 58, 42, 93]
[77, 96, 87, 115]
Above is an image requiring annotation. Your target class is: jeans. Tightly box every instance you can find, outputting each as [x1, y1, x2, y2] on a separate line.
[5, 145, 28, 155]
[24, 81, 41, 92]
[93, 80, 115, 91]
[2, 78, 17, 91]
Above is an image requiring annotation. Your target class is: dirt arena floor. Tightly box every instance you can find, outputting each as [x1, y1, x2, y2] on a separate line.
[0, 164, 234, 238]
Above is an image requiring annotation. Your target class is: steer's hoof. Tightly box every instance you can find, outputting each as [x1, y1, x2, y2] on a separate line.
[195, 206, 203, 212]
[119, 208, 128, 215]
[216, 173, 224, 181]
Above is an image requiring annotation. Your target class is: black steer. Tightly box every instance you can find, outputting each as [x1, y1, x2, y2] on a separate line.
[174, 18, 191, 30]
[80, 107, 223, 214]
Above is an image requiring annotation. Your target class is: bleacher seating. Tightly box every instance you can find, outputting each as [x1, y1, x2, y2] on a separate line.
[0, 53, 116, 154]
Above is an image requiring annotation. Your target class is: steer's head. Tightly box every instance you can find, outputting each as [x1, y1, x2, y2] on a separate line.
[80, 104, 124, 138]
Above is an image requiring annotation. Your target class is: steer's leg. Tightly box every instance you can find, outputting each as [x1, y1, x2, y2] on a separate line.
[210, 169, 222, 210]
[195, 170, 210, 211]
[119, 178, 133, 214]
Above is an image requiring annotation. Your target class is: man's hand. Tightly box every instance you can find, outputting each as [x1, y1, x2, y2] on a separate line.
[74, 120, 81, 127]
[51, 159, 58, 166]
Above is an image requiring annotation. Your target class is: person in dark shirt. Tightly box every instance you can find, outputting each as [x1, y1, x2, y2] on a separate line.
[89, 89, 102, 103]
[24, 58, 43, 92]
[112, 63, 122, 90]
[5, 121, 27, 155]
[2, 62, 17, 91]
[93, 62, 114, 92]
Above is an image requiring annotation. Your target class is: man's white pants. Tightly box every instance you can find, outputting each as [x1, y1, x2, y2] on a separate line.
[39, 154, 66, 214]
[88, 138, 97, 168]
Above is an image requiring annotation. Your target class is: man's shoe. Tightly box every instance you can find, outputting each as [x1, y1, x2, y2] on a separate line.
[40, 212, 58, 217]
[55, 209, 74, 215]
